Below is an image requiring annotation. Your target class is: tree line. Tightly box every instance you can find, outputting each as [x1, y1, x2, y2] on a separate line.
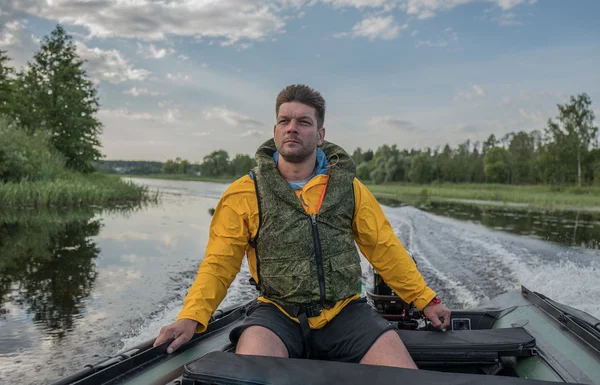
[352, 93, 598, 186]
[153, 94, 599, 186]
[162, 151, 256, 178]
[0, 25, 102, 180]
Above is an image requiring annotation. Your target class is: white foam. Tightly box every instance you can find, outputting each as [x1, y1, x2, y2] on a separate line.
[516, 259, 600, 318]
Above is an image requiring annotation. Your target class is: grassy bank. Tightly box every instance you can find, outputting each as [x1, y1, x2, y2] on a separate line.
[367, 183, 600, 211]
[1, 118, 159, 208]
[0, 172, 160, 209]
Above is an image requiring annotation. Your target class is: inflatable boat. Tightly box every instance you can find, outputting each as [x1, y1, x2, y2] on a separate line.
[50, 278, 600, 385]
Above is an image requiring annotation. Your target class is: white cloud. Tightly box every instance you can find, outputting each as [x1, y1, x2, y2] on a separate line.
[192, 130, 214, 137]
[399, 0, 533, 20]
[535, 90, 568, 101]
[9, 0, 286, 45]
[75, 41, 151, 83]
[166, 73, 191, 81]
[4, 0, 538, 50]
[417, 9, 436, 19]
[336, 15, 403, 41]
[136, 43, 175, 59]
[99, 107, 181, 123]
[498, 96, 512, 107]
[0, 20, 21, 48]
[443, 27, 459, 41]
[519, 108, 544, 124]
[498, 12, 522, 25]
[178, 54, 190, 61]
[240, 129, 265, 137]
[124, 87, 162, 97]
[202, 107, 263, 128]
[0, 19, 40, 66]
[454, 84, 486, 101]
[164, 108, 181, 123]
[237, 43, 253, 51]
[368, 116, 416, 131]
[410, 30, 419, 36]
[320, 0, 388, 8]
[416, 39, 448, 48]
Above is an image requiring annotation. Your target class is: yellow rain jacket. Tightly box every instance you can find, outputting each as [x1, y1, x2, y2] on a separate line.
[177, 173, 437, 333]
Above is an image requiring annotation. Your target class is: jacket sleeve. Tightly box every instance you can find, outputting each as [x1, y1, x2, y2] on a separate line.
[352, 178, 436, 311]
[176, 183, 251, 333]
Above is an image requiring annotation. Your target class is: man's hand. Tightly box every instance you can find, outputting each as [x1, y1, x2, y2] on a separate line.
[422, 303, 451, 331]
[153, 318, 199, 354]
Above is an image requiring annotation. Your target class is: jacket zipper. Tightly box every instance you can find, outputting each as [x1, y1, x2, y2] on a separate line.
[310, 214, 326, 307]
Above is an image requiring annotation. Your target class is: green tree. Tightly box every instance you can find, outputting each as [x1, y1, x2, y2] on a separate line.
[200, 150, 230, 177]
[482, 134, 498, 154]
[351, 148, 364, 165]
[0, 50, 14, 116]
[408, 152, 435, 184]
[162, 159, 179, 174]
[483, 147, 512, 183]
[546, 93, 598, 187]
[436, 144, 453, 182]
[230, 153, 256, 177]
[508, 131, 535, 184]
[369, 168, 386, 185]
[12, 25, 103, 172]
[469, 143, 485, 183]
[356, 162, 372, 181]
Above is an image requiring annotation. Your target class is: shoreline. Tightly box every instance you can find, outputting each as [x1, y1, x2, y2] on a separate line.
[123, 174, 600, 213]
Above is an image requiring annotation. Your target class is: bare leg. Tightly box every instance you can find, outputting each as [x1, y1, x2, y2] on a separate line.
[359, 330, 418, 369]
[235, 326, 288, 357]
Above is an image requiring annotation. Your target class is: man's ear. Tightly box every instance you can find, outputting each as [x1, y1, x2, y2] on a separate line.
[318, 127, 326, 146]
[273, 124, 276, 136]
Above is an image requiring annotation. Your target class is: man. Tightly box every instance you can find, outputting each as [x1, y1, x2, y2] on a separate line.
[153, 84, 451, 368]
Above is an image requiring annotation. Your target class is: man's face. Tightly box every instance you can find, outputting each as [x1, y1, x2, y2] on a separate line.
[274, 101, 325, 163]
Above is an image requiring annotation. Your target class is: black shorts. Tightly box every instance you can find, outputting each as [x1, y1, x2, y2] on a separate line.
[229, 298, 396, 363]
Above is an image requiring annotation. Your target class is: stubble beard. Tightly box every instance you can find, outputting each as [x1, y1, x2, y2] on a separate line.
[279, 144, 314, 163]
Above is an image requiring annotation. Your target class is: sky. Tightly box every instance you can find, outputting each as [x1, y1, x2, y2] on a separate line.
[0, 0, 599, 162]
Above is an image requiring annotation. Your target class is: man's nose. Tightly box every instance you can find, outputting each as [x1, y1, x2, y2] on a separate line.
[286, 120, 299, 133]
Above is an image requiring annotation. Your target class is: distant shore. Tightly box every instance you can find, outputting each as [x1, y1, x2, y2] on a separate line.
[125, 174, 600, 212]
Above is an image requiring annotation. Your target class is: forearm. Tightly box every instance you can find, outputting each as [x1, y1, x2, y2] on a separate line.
[176, 252, 243, 332]
[353, 179, 436, 310]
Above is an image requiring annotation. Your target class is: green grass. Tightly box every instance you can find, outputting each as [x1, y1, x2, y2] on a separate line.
[0, 172, 160, 209]
[366, 182, 600, 210]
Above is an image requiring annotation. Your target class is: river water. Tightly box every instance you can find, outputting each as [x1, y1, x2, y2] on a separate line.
[1, 178, 599, 384]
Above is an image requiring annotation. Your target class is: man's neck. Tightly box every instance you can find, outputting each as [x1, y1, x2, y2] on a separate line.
[277, 152, 317, 181]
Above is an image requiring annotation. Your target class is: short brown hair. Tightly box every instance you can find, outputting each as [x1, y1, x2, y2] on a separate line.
[275, 84, 326, 128]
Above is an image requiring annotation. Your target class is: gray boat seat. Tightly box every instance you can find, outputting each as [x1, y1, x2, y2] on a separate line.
[182, 349, 581, 385]
[397, 327, 536, 365]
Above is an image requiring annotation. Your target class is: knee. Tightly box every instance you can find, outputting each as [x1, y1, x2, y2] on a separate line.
[236, 326, 288, 358]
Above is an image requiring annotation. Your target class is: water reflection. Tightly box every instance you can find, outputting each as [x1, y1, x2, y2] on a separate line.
[0, 209, 102, 339]
[418, 201, 600, 249]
